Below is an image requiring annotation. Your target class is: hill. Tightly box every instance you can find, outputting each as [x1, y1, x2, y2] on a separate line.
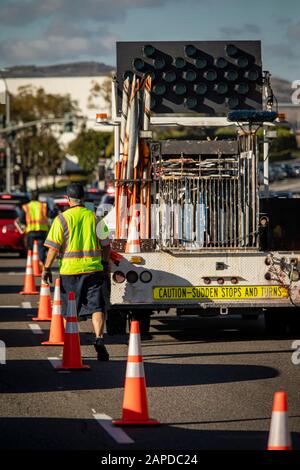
[2, 61, 114, 78]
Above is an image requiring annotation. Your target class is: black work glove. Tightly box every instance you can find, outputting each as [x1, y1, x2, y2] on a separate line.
[41, 268, 52, 284]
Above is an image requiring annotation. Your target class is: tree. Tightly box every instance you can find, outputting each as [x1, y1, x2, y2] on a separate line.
[11, 85, 77, 121]
[269, 127, 297, 160]
[10, 86, 77, 190]
[257, 126, 298, 161]
[68, 129, 111, 173]
[87, 78, 112, 115]
[214, 127, 237, 139]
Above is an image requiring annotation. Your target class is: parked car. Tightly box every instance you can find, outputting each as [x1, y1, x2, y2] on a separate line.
[280, 163, 298, 178]
[0, 192, 30, 207]
[85, 188, 106, 206]
[271, 165, 287, 181]
[53, 197, 69, 213]
[292, 165, 300, 177]
[96, 193, 115, 218]
[0, 204, 26, 256]
[258, 165, 275, 184]
[269, 191, 293, 198]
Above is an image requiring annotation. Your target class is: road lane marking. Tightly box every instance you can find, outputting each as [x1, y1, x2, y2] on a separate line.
[29, 324, 43, 334]
[93, 413, 134, 444]
[48, 357, 70, 373]
[22, 302, 32, 309]
[48, 357, 61, 368]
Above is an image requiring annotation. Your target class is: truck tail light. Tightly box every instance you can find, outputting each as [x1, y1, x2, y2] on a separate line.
[140, 271, 152, 283]
[113, 271, 126, 283]
[2, 224, 16, 234]
[126, 271, 138, 284]
[265, 256, 272, 266]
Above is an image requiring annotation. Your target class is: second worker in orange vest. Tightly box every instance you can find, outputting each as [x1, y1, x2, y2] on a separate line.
[19, 190, 53, 267]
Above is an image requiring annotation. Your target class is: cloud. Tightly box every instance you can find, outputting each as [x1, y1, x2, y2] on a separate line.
[220, 23, 261, 37]
[265, 43, 295, 59]
[0, 0, 184, 65]
[287, 22, 300, 39]
[0, 0, 178, 26]
[0, 27, 118, 64]
[276, 17, 292, 26]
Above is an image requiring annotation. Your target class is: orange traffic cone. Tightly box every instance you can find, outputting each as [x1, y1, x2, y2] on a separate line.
[19, 250, 39, 295]
[32, 282, 52, 321]
[32, 240, 41, 276]
[113, 320, 160, 426]
[267, 391, 292, 450]
[42, 278, 64, 345]
[56, 292, 90, 371]
[125, 213, 141, 254]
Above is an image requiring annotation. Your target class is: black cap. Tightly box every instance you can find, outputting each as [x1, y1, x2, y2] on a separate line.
[66, 183, 84, 200]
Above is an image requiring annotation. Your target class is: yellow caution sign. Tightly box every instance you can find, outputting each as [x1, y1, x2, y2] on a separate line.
[153, 285, 289, 301]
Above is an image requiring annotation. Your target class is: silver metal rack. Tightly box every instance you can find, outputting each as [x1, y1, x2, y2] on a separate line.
[151, 133, 259, 250]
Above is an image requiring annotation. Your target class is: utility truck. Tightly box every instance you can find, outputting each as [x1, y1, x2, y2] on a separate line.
[97, 41, 300, 336]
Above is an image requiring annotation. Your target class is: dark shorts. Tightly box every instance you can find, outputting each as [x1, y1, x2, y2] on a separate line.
[60, 271, 107, 319]
[27, 231, 47, 263]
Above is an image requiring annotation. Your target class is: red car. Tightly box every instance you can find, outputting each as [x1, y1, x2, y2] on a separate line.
[54, 197, 70, 213]
[0, 204, 26, 256]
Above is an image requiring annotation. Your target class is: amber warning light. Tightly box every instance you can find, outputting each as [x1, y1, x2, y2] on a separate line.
[96, 113, 108, 123]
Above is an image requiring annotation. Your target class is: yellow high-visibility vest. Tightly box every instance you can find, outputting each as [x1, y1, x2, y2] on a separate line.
[45, 206, 110, 275]
[22, 201, 48, 233]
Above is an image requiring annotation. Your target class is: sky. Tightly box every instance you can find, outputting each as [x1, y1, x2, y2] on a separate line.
[0, 0, 299, 81]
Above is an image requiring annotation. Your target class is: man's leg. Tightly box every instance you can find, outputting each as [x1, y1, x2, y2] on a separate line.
[92, 309, 109, 361]
[85, 273, 109, 361]
[92, 311, 105, 338]
[27, 232, 34, 251]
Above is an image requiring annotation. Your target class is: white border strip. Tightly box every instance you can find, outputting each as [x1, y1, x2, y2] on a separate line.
[93, 413, 134, 444]
[0, 305, 19, 309]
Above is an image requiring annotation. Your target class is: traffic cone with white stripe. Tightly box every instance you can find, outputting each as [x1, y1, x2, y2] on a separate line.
[56, 292, 90, 370]
[19, 250, 39, 295]
[267, 391, 292, 450]
[125, 213, 141, 254]
[32, 240, 41, 276]
[42, 278, 64, 345]
[112, 320, 160, 426]
[32, 282, 52, 321]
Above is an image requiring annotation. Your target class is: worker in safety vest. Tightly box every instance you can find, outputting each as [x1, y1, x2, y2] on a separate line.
[42, 183, 111, 361]
[20, 190, 50, 266]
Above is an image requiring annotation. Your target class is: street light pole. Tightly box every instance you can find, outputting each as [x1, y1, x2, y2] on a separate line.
[5, 90, 11, 192]
[0, 73, 11, 193]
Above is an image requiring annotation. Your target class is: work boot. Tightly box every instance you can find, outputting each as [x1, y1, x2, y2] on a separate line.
[94, 337, 109, 361]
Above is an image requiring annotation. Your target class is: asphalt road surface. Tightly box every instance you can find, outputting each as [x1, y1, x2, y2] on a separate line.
[0, 254, 300, 451]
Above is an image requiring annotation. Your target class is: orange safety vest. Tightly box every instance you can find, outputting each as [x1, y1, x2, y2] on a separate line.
[22, 201, 49, 233]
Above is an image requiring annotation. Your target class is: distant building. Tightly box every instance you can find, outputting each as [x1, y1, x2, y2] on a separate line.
[277, 103, 300, 131]
[4, 62, 115, 145]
